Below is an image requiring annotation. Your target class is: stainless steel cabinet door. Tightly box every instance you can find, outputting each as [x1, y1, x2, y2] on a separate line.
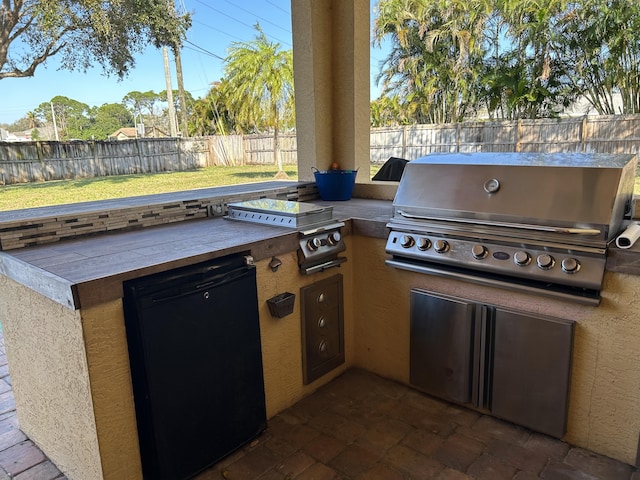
[410, 289, 476, 404]
[490, 308, 574, 438]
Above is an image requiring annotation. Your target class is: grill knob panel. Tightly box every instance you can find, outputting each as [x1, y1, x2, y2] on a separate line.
[561, 258, 580, 273]
[472, 244, 488, 259]
[434, 240, 450, 253]
[418, 238, 432, 251]
[327, 231, 341, 246]
[307, 237, 322, 251]
[537, 254, 555, 270]
[514, 251, 531, 266]
[400, 235, 415, 248]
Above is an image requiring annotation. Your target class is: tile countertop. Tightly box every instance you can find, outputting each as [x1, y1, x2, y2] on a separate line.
[0, 197, 393, 310]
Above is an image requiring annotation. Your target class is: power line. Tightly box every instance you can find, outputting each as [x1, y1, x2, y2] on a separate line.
[265, 0, 289, 15]
[220, 0, 291, 35]
[193, 0, 291, 47]
[192, 19, 245, 42]
[184, 39, 225, 61]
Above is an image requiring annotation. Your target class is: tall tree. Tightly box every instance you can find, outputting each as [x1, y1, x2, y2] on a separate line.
[85, 103, 134, 140]
[557, 0, 640, 115]
[222, 24, 294, 173]
[372, 0, 580, 121]
[189, 81, 236, 137]
[491, 0, 575, 119]
[374, 0, 492, 124]
[123, 90, 163, 131]
[0, 0, 191, 80]
[159, 89, 196, 132]
[35, 96, 90, 139]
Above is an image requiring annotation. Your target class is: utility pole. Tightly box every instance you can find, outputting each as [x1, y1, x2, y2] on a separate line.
[174, 47, 189, 137]
[163, 46, 178, 137]
[50, 102, 59, 141]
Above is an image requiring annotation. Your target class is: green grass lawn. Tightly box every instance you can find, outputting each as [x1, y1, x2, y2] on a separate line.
[0, 165, 301, 211]
[0, 165, 381, 211]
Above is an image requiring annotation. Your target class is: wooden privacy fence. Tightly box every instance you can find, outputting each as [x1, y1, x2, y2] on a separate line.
[2, 115, 640, 185]
[370, 115, 640, 163]
[0, 138, 210, 185]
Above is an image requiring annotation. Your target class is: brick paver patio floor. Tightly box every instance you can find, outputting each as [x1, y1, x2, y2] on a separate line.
[0, 323, 638, 479]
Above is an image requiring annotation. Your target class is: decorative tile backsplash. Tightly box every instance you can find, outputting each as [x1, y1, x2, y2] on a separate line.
[0, 183, 319, 251]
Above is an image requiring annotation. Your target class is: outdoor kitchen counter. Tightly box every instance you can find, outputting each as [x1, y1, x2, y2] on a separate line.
[0, 191, 638, 311]
[0, 197, 393, 310]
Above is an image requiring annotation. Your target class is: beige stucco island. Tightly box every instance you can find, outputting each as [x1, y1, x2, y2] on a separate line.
[0, 1, 639, 479]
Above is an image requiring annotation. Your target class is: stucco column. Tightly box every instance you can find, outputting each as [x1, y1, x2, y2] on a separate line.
[291, 0, 370, 181]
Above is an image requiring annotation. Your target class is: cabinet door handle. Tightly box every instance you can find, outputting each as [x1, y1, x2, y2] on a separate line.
[473, 305, 493, 409]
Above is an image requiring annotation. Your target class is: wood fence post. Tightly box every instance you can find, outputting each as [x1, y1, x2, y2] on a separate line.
[581, 116, 588, 152]
[516, 119, 522, 152]
[403, 126, 408, 159]
[92, 140, 98, 177]
[242, 136, 247, 166]
[456, 123, 461, 152]
[36, 141, 43, 162]
[135, 138, 142, 174]
[177, 138, 182, 170]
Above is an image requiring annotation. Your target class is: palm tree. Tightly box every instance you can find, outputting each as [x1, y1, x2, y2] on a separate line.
[374, 0, 492, 123]
[222, 24, 294, 175]
[26, 111, 39, 129]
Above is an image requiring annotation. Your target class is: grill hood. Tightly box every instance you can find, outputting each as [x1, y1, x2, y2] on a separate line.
[392, 152, 637, 247]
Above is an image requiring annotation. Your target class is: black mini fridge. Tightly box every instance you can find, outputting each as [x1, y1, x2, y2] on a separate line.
[123, 254, 267, 480]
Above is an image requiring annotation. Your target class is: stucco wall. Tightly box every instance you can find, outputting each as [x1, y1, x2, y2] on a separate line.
[255, 243, 355, 417]
[352, 235, 640, 466]
[0, 276, 103, 480]
[81, 300, 143, 479]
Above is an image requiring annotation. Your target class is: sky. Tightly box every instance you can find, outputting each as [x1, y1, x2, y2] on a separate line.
[0, 0, 389, 126]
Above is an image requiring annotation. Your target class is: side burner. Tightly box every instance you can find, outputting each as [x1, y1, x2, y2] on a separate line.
[226, 199, 334, 229]
[226, 199, 347, 275]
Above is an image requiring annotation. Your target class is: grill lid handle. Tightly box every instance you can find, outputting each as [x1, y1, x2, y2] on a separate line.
[396, 210, 601, 235]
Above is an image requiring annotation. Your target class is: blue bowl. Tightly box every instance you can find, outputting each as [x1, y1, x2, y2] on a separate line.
[313, 168, 358, 201]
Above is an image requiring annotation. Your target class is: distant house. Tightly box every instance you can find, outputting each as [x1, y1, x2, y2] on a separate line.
[108, 126, 169, 141]
[1, 129, 31, 142]
[108, 127, 137, 141]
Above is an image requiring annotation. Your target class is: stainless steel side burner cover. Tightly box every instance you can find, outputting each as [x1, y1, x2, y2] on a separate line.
[225, 198, 347, 275]
[226, 199, 334, 229]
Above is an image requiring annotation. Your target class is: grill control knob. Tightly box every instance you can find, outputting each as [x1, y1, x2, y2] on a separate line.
[472, 244, 488, 259]
[400, 235, 415, 248]
[307, 237, 322, 251]
[561, 258, 580, 273]
[514, 251, 531, 266]
[537, 254, 555, 270]
[418, 238, 432, 251]
[327, 231, 341, 246]
[434, 240, 450, 253]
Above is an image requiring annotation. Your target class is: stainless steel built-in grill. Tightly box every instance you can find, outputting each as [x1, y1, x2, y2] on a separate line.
[226, 199, 347, 275]
[385, 152, 638, 305]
